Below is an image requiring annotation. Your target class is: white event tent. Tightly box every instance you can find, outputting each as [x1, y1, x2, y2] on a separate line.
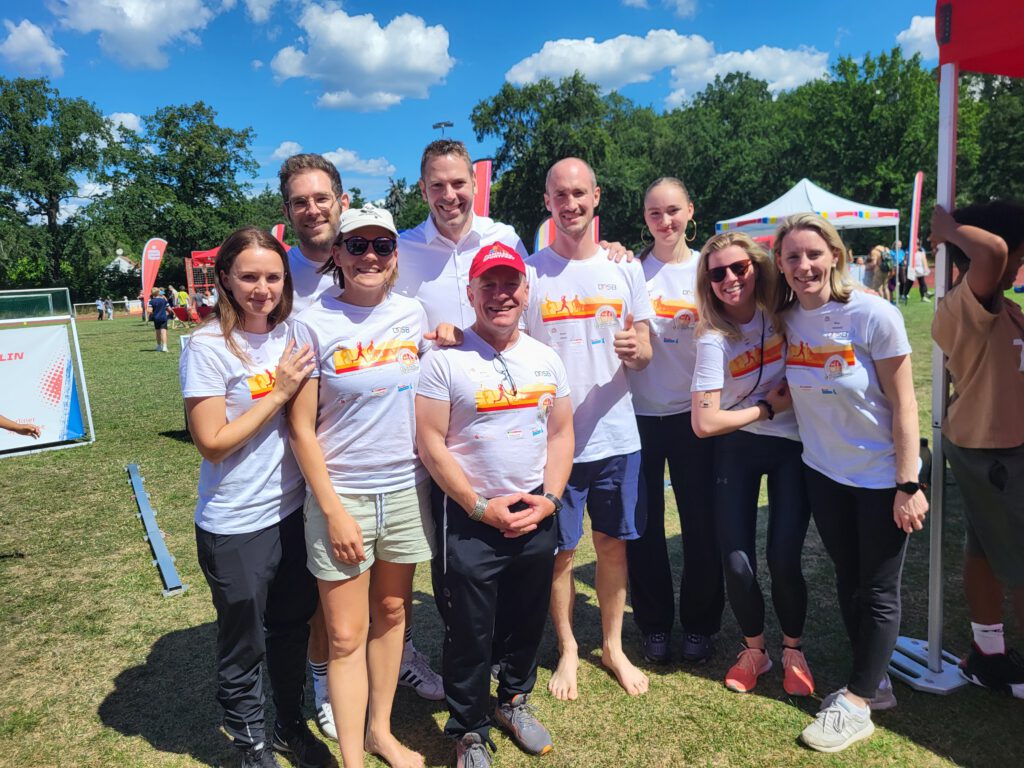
[715, 178, 900, 239]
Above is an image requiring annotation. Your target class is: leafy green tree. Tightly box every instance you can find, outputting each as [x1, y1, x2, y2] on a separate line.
[472, 73, 612, 245]
[383, 177, 429, 232]
[0, 77, 112, 286]
[102, 102, 258, 284]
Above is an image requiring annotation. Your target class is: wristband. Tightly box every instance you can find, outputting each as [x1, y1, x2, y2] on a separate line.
[895, 481, 920, 495]
[542, 492, 563, 515]
[757, 399, 775, 421]
[470, 496, 488, 522]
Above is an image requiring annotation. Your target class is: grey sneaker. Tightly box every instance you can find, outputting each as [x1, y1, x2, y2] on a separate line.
[819, 674, 897, 712]
[493, 693, 553, 756]
[399, 642, 445, 700]
[642, 631, 671, 664]
[801, 697, 875, 753]
[455, 732, 493, 768]
[681, 632, 713, 664]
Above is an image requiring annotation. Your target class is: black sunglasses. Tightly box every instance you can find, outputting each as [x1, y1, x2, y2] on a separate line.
[342, 236, 397, 257]
[708, 259, 752, 283]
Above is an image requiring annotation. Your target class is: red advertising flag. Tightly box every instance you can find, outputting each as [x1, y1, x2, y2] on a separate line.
[140, 238, 168, 301]
[472, 159, 493, 218]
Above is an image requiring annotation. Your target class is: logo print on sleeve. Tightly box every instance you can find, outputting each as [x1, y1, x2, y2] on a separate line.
[474, 384, 557, 413]
[727, 333, 784, 379]
[786, 339, 857, 375]
[332, 339, 419, 374]
[247, 369, 276, 399]
[540, 294, 624, 324]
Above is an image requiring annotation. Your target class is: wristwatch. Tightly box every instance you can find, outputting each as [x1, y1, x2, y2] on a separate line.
[543, 492, 563, 515]
[895, 481, 921, 495]
[757, 399, 775, 420]
[470, 496, 488, 522]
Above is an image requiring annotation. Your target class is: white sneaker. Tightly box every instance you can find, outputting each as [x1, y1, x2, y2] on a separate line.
[398, 643, 444, 700]
[801, 696, 875, 752]
[315, 699, 337, 740]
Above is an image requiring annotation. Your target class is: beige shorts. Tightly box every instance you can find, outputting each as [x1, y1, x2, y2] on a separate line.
[304, 479, 435, 581]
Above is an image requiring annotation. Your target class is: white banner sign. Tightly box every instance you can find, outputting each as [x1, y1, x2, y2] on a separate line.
[0, 324, 86, 451]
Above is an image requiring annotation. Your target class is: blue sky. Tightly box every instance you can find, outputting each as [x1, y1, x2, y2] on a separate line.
[0, 1, 939, 202]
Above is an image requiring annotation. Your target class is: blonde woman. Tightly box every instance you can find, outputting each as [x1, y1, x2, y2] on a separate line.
[689, 232, 813, 696]
[772, 213, 927, 752]
[289, 205, 433, 768]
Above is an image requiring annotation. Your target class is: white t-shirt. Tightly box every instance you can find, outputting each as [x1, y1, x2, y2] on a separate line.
[288, 245, 337, 313]
[291, 292, 430, 493]
[628, 252, 701, 416]
[523, 247, 655, 462]
[417, 328, 570, 497]
[691, 309, 798, 440]
[782, 290, 912, 488]
[396, 214, 528, 329]
[180, 323, 305, 535]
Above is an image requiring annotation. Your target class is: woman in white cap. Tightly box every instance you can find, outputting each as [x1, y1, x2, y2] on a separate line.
[289, 204, 433, 768]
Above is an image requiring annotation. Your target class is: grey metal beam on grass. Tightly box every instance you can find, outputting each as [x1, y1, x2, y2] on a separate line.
[126, 463, 187, 598]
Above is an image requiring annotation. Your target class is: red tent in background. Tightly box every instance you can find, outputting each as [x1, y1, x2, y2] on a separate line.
[185, 224, 290, 298]
[893, 1, 1024, 694]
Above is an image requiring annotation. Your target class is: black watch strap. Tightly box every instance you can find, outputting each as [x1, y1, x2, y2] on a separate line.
[896, 481, 920, 494]
[543, 492, 563, 514]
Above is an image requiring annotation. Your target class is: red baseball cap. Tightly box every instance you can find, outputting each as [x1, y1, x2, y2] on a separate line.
[469, 242, 526, 280]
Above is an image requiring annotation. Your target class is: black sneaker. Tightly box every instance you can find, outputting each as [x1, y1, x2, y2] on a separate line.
[681, 632, 714, 664]
[641, 631, 671, 664]
[272, 720, 331, 768]
[238, 742, 283, 768]
[960, 644, 1024, 698]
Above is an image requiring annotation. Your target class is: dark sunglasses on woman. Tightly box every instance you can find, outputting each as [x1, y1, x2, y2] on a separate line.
[342, 236, 397, 257]
[708, 259, 752, 283]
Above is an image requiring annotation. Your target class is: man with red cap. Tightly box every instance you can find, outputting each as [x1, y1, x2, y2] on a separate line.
[416, 241, 575, 768]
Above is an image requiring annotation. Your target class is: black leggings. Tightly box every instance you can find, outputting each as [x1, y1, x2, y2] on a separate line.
[627, 413, 723, 636]
[715, 430, 810, 639]
[804, 467, 908, 699]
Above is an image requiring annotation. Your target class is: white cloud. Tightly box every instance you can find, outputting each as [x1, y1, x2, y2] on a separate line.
[897, 15, 937, 61]
[107, 111, 141, 138]
[243, 0, 276, 24]
[0, 19, 66, 77]
[270, 4, 453, 111]
[323, 148, 395, 177]
[251, 58, 263, 69]
[506, 30, 714, 91]
[622, 0, 648, 7]
[51, 0, 215, 69]
[666, 0, 697, 17]
[271, 140, 302, 160]
[505, 29, 827, 109]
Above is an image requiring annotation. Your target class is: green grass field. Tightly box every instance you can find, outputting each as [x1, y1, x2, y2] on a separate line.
[1, 302, 1021, 768]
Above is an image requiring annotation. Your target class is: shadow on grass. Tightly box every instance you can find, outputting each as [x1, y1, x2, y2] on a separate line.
[159, 429, 193, 444]
[98, 622, 229, 766]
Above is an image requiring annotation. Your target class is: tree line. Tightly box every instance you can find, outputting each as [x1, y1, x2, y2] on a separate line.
[1, 47, 1022, 300]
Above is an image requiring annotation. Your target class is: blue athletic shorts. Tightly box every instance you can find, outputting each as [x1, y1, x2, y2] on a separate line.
[558, 450, 646, 551]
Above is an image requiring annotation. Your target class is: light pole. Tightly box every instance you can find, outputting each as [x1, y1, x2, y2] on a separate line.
[432, 120, 454, 137]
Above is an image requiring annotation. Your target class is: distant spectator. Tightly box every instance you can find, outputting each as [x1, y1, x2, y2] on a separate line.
[167, 285, 180, 308]
[138, 291, 149, 322]
[178, 287, 190, 307]
[0, 415, 41, 438]
[149, 290, 170, 352]
[104, 297, 114, 320]
[95, 297, 104, 321]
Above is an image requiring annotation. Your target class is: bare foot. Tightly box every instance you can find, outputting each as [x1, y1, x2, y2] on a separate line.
[547, 650, 579, 701]
[601, 649, 649, 696]
[365, 730, 425, 768]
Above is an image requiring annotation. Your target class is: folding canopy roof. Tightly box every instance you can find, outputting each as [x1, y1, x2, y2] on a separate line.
[715, 178, 899, 235]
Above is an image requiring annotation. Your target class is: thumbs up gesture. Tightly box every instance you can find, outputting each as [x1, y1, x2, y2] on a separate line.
[614, 312, 639, 363]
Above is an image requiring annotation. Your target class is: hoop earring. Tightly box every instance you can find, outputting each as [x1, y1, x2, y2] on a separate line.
[685, 219, 697, 243]
[640, 225, 652, 247]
